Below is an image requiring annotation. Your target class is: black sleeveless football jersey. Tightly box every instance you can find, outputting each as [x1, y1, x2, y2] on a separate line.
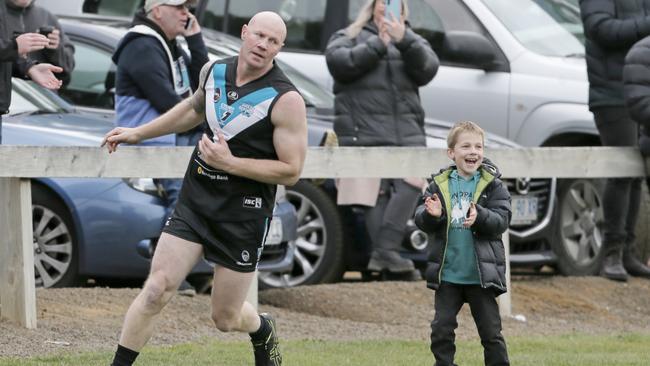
[177, 56, 298, 221]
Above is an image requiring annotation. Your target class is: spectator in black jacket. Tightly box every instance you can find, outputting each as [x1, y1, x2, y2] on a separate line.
[5, 0, 75, 86]
[580, 0, 650, 281]
[325, 0, 438, 280]
[1, 0, 63, 144]
[623, 35, 650, 269]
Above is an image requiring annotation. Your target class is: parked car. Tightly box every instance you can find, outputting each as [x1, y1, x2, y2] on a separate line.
[2, 78, 296, 289]
[40, 0, 609, 276]
[37, 17, 555, 289]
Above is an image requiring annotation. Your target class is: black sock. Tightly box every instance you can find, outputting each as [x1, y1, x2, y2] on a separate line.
[249, 315, 270, 342]
[111, 344, 139, 366]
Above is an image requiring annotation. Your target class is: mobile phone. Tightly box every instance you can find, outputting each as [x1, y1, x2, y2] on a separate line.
[185, 18, 194, 30]
[39, 26, 54, 37]
[385, 0, 401, 21]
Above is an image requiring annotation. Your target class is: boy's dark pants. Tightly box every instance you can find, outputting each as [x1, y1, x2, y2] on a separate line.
[431, 282, 509, 366]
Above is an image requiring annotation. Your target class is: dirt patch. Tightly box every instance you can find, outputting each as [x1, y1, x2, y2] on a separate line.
[1, 276, 650, 358]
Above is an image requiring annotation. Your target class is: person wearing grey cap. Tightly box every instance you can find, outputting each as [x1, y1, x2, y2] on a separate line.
[105, 10, 306, 366]
[112, 0, 209, 296]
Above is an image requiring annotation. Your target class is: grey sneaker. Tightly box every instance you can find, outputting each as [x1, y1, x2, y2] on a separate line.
[252, 313, 282, 366]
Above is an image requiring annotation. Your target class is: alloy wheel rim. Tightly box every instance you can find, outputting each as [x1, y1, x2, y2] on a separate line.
[32, 205, 73, 287]
[259, 190, 327, 287]
[559, 181, 603, 267]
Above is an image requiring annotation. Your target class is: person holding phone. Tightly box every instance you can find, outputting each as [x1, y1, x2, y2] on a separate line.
[5, 0, 75, 86]
[1, 0, 63, 144]
[112, 0, 209, 295]
[325, 0, 439, 280]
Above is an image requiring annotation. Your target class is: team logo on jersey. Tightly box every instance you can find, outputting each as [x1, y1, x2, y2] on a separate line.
[227, 90, 239, 101]
[219, 103, 234, 123]
[239, 103, 254, 118]
[243, 196, 263, 209]
[213, 87, 221, 102]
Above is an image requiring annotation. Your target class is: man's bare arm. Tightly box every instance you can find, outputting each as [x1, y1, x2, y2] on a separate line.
[102, 98, 204, 152]
[197, 91, 307, 185]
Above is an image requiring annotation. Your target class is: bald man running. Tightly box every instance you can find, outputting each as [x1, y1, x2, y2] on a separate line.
[103, 11, 307, 366]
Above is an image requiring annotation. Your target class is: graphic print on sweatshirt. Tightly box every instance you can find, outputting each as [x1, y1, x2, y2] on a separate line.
[450, 191, 472, 228]
[204, 63, 278, 141]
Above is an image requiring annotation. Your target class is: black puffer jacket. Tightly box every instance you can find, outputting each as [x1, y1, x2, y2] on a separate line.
[623, 36, 650, 128]
[1, 0, 19, 114]
[325, 21, 438, 147]
[580, 0, 650, 110]
[414, 159, 511, 295]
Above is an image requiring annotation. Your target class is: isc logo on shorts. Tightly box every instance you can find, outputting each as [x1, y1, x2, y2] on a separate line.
[243, 196, 263, 209]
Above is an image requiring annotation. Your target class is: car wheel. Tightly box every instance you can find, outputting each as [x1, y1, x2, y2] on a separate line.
[258, 180, 344, 288]
[553, 179, 605, 275]
[31, 184, 80, 287]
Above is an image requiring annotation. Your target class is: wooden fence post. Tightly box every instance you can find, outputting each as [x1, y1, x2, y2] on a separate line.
[498, 230, 512, 317]
[0, 178, 36, 329]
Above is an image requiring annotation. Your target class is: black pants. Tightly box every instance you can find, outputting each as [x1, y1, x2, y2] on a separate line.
[593, 107, 642, 250]
[430, 282, 509, 366]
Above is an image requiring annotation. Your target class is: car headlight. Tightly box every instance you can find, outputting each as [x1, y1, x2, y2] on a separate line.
[123, 178, 164, 197]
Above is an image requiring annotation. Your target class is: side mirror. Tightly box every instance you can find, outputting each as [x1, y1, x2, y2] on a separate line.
[442, 31, 500, 71]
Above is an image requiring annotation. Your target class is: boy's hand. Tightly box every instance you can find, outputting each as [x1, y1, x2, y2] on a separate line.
[425, 193, 442, 217]
[464, 202, 477, 228]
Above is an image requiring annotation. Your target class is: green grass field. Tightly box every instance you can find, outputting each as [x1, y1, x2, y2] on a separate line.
[2, 334, 649, 365]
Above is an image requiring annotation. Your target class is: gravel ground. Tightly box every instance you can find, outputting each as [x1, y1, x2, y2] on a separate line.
[1, 275, 650, 358]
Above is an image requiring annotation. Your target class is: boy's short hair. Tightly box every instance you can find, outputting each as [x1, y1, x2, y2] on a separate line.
[447, 121, 485, 148]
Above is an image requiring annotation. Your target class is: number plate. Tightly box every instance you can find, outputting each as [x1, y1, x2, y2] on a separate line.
[264, 217, 284, 245]
[511, 195, 538, 225]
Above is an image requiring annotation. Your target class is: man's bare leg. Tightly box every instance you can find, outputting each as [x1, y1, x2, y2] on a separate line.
[210, 266, 281, 365]
[210, 266, 259, 333]
[119, 233, 203, 350]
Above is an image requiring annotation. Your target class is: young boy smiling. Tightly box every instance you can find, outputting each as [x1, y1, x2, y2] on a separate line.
[414, 121, 511, 366]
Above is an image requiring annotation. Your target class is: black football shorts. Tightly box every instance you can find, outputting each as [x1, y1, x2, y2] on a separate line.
[162, 202, 271, 272]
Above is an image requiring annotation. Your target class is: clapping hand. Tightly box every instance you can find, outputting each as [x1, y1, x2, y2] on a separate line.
[425, 193, 443, 218]
[464, 202, 477, 228]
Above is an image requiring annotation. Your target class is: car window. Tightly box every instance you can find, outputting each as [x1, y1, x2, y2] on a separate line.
[61, 41, 115, 110]
[482, 0, 584, 57]
[202, 0, 327, 52]
[532, 0, 584, 44]
[9, 86, 39, 115]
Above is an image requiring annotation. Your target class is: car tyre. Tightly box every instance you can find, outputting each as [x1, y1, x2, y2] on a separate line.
[553, 178, 605, 275]
[259, 180, 344, 288]
[31, 184, 80, 288]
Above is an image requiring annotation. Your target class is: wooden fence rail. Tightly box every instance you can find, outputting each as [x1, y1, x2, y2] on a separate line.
[1, 145, 647, 328]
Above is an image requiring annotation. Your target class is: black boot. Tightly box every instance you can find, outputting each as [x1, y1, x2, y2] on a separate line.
[367, 249, 416, 273]
[623, 245, 650, 278]
[600, 249, 628, 282]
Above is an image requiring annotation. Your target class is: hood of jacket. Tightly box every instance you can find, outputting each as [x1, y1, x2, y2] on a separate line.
[432, 157, 502, 181]
[112, 9, 177, 65]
